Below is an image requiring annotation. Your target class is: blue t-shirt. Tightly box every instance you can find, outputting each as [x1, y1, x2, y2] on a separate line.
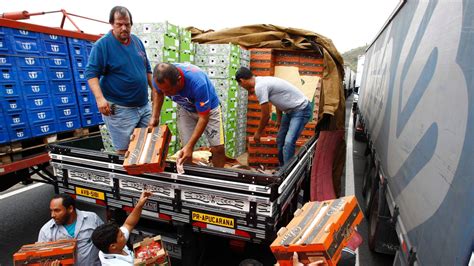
[154, 63, 219, 113]
[64, 221, 76, 237]
[85, 31, 151, 107]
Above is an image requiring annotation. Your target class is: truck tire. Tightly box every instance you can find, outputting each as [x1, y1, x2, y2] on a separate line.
[362, 153, 373, 198]
[363, 164, 377, 217]
[368, 186, 399, 254]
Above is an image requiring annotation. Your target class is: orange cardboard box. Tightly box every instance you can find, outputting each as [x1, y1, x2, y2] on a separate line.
[13, 239, 76, 266]
[270, 196, 363, 266]
[124, 125, 171, 175]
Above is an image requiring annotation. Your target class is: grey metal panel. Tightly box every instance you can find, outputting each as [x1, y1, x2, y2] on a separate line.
[358, 0, 474, 264]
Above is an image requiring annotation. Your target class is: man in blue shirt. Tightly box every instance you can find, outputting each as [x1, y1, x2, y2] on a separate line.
[38, 194, 103, 266]
[153, 63, 225, 168]
[86, 6, 159, 154]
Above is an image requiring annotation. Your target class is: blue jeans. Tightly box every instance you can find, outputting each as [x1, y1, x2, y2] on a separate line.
[103, 103, 151, 151]
[277, 103, 312, 166]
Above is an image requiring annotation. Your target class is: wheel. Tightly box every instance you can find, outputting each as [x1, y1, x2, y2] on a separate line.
[368, 186, 400, 254]
[368, 186, 380, 251]
[363, 165, 377, 217]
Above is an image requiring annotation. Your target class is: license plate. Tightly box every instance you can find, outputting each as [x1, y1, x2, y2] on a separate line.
[191, 211, 235, 228]
[75, 187, 105, 200]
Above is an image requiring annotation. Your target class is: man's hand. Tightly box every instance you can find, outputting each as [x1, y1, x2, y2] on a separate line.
[136, 190, 152, 207]
[148, 116, 159, 127]
[253, 131, 262, 142]
[177, 145, 193, 166]
[96, 97, 112, 116]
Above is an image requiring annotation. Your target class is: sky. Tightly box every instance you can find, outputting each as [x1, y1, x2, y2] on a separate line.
[2, 0, 400, 53]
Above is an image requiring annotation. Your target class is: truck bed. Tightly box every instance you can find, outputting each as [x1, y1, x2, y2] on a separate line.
[49, 135, 316, 243]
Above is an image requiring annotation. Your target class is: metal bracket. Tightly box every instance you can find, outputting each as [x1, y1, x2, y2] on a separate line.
[390, 206, 399, 226]
[408, 247, 417, 266]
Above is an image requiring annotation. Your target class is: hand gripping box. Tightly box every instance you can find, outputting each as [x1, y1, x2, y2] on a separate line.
[270, 196, 363, 266]
[13, 239, 76, 265]
[124, 125, 172, 175]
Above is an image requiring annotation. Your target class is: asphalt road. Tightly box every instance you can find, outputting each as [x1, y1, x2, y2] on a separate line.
[0, 94, 394, 266]
[344, 94, 395, 266]
[0, 183, 106, 266]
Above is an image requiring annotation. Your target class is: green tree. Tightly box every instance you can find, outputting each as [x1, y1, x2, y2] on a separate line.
[342, 45, 368, 72]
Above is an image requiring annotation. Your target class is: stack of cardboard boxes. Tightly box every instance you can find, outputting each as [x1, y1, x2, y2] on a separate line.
[194, 43, 248, 158]
[133, 22, 195, 156]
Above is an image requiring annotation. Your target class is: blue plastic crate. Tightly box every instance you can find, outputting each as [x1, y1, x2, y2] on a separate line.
[12, 37, 41, 54]
[96, 112, 104, 124]
[7, 125, 31, 142]
[75, 82, 90, 93]
[18, 67, 47, 82]
[50, 81, 74, 94]
[0, 55, 15, 67]
[67, 37, 88, 45]
[0, 126, 9, 144]
[0, 27, 9, 35]
[0, 37, 10, 53]
[52, 93, 76, 107]
[24, 95, 53, 110]
[27, 108, 56, 123]
[71, 55, 86, 69]
[1, 97, 24, 112]
[43, 41, 68, 56]
[80, 114, 96, 127]
[48, 68, 72, 82]
[0, 112, 9, 144]
[77, 91, 93, 105]
[79, 104, 94, 115]
[0, 83, 21, 98]
[0, 68, 18, 83]
[46, 56, 69, 68]
[57, 116, 81, 132]
[9, 28, 39, 39]
[30, 120, 56, 137]
[16, 55, 45, 68]
[22, 82, 49, 96]
[56, 105, 79, 119]
[73, 69, 87, 82]
[68, 43, 87, 57]
[4, 111, 28, 127]
[41, 33, 66, 43]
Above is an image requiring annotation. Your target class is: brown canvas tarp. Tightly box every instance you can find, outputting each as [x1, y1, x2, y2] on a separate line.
[189, 24, 345, 130]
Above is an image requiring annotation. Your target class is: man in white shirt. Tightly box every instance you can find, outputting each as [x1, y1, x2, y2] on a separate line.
[236, 67, 312, 166]
[91, 190, 151, 265]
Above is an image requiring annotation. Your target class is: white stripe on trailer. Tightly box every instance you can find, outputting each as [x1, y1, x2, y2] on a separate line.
[207, 224, 236, 235]
[76, 195, 97, 204]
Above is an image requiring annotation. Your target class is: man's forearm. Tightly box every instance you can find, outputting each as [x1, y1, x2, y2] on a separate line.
[88, 77, 104, 100]
[152, 90, 163, 120]
[124, 202, 144, 229]
[257, 103, 271, 133]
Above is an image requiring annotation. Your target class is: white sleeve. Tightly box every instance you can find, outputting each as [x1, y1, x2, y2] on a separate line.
[120, 226, 130, 241]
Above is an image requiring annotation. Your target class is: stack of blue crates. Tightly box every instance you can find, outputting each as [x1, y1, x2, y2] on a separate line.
[68, 38, 103, 127]
[44, 33, 81, 133]
[0, 27, 34, 141]
[0, 26, 103, 144]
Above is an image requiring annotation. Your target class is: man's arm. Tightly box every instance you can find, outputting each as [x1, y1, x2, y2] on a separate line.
[254, 102, 271, 142]
[148, 73, 161, 127]
[88, 77, 111, 116]
[275, 108, 282, 129]
[178, 112, 209, 164]
[38, 227, 49, 242]
[122, 191, 152, 233]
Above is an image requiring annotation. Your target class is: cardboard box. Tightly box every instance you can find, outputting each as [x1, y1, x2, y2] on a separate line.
[133, 235, 170, 266]
[13, 239, 76, 266]
[124, 125, 171, 175]
[270, 196, 363, 266]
